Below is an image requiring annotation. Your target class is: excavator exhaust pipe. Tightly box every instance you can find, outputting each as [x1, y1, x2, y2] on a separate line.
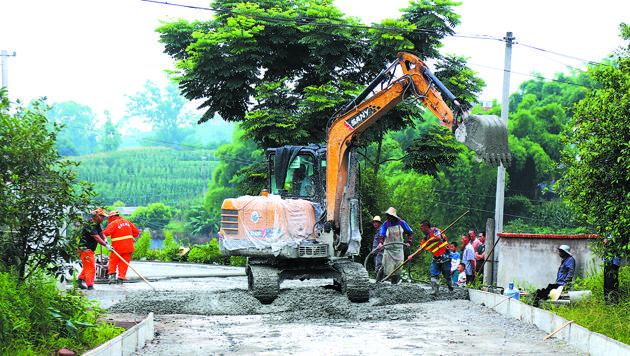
[454, 114, 511, 168]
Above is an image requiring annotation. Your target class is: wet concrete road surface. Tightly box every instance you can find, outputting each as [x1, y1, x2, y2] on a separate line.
[75, 262, 587, 355]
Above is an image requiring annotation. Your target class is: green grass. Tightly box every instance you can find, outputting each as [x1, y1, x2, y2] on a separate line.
[542, 265, 630, 346]
[547, 298, 630, 345]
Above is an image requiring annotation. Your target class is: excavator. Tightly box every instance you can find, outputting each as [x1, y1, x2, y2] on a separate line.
[219, 52, 510, 303]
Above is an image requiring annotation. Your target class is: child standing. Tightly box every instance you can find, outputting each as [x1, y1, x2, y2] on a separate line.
[456, 263, 467, 287]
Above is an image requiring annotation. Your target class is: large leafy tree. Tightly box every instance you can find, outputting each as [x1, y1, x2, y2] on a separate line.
[157, 0, 479, 151]
[560, 23, 630, 257]
[95, 111, 122, 152]
[0, 91, 98, 280]
[123, 80, 198, 147]
[47, 100, 100, 156]
[157, 0, 489, 218]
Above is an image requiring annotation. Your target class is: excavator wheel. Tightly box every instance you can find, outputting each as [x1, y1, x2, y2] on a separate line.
[334, 260, 370, 302]
[247, 265, 280, 304]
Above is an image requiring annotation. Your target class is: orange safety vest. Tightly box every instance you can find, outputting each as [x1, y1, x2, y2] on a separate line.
[102, 216, 140, 254]
[421, 227, 448, 257]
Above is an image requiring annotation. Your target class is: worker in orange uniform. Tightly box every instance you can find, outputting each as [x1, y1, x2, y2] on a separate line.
[78, 208, 113, 290]
[102, 210, 140, 284]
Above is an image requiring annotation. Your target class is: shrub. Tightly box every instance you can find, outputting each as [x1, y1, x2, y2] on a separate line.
[133, 230, 152, 260]
[230, 256, 247, 267]
[187, 239, 230, 265]
[145, 249, 163, 261]
[0, 270, 123, 354]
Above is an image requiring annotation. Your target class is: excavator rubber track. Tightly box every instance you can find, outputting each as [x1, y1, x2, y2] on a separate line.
[247, 265, 280, 304]
[333, 260, 370, 302]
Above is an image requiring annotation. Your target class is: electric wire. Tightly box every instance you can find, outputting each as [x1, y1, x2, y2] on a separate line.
[140, 0, 605, 71]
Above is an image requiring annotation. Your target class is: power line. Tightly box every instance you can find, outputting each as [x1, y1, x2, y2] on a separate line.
[418, 197, 582, 229]
[142, 0, 604, 69]
[517, 41, 600, 66]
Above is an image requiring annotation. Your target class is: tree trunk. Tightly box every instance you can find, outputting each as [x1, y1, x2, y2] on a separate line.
[373, 131, 384, 179]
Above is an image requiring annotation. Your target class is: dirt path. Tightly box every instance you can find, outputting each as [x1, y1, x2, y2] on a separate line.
[104, 280, 587, 355]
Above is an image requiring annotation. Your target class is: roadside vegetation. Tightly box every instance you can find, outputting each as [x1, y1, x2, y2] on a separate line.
[0, 91, 124, 355]
[514, 265, 630, 346]
[0, 272, 124, 355]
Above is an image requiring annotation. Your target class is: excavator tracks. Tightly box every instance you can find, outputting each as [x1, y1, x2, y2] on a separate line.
[247, 265, 280, 304]
[333, 260, 370, 302]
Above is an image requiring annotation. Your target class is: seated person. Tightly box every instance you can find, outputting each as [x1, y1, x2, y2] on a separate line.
[300, 174, 315, 196]
[534, 245, 576, 303]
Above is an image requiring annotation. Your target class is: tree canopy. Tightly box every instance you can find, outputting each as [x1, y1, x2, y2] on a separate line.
[560, 23, 630, 258]
[0, 91, 98, 279]
[123, 80, 199, 147]
[47, 100, 100, 156]
[157, 0, 481, 152]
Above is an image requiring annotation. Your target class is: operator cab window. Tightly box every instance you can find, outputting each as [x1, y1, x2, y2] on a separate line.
[269, 154, 316, 197]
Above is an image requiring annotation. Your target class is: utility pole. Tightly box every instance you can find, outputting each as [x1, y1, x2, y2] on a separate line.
[494, 32, 513, 235]
[202, 156, 207, 195]
[1, 50, 17, 92]
[492, 32, 513, 286]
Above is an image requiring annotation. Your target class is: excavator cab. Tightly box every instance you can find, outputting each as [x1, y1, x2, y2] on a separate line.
[268, 146, 324, 201]
[266, 144, 327, 211]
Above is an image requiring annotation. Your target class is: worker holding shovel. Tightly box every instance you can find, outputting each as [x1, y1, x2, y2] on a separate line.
[77, 208, 114, 290]
[416, 220, 453, 295]
[102, 210, 140, 285]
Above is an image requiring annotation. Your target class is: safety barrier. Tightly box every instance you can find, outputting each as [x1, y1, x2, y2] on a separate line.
[469, 289, 630, 356]
[83, 312, 154, 356]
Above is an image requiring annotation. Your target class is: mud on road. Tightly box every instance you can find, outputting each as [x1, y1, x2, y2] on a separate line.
[105, 280, 587, 355]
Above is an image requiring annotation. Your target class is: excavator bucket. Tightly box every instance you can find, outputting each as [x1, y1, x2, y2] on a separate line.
[454, 114, 511, 167]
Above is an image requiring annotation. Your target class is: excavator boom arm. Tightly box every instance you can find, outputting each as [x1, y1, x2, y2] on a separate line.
[326, 52, 510, 228]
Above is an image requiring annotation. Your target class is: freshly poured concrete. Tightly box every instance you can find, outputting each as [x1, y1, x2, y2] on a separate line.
[72, 261, 594, 355]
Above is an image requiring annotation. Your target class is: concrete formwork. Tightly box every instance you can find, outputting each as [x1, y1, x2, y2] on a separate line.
[83, 312, 154, 356]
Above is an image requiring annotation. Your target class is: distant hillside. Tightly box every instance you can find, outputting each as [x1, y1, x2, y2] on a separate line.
[72, 147, 218, 207]
[118, 120, 234, 150]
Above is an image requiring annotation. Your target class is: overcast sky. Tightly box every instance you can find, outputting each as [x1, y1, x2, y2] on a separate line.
[1, 0, 626, 127]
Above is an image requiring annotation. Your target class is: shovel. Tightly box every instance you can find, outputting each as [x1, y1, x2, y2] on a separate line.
[380, 210, 469, 283]
[110, 249, 157, 291]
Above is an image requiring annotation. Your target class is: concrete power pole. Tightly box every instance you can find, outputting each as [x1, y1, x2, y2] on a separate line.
[491, 32, 513, 286]
[202, 156, 207, 195]
[494, 32, 514, 235]
[1, 50, 17, 92]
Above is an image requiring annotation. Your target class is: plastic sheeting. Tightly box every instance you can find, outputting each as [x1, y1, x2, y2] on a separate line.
[219, 194, 319, 257]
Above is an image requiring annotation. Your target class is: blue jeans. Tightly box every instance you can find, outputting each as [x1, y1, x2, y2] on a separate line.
[430, 259, 451, 280]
